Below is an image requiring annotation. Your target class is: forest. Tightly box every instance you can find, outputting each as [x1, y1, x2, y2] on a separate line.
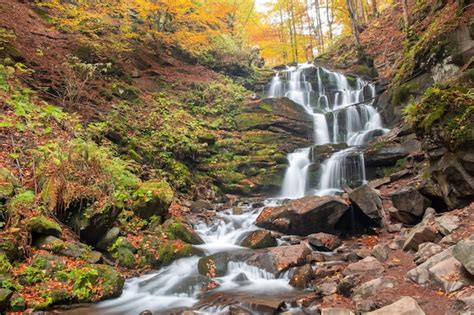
[0, 0, 473, 314]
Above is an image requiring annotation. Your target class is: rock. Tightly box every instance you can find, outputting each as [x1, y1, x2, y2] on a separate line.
[435, 214, 461, 235]
[240, 230, 277, 249]
[320, 281, 338, 295]
[35, 236, 101, 263]
[93, 264, 125, 299]
[289, 264, 314, 289]
[256, 195, 349, 236]
[166, 220, 204, 245]
[371, 244, 389, 262]
[198, 250, 252, 277]
[190, 200, 213, 213]
[164, 275, 217, 296]
[348, 184, 383, 225]
[367, 297, 425, 315]
[343, 256, 384, 277]
[96, 227, 121, 251]
[0, 288, 12, 312]
[403, 220, 439, 251]
[453, 239, 474, 275]
[246, 244, 311, 275]
[252, 202, 265, 208]
[354, 277, 395, 298]
[388, 207, 419, 225]
[414, 242, 444, 265]
[27, 216, 62, 238]
[391, 186, 431, 218]
[428, 255, 469, 292]
[337, 275, 360, 297]
[139, 311, 152, 315]
[232, 272, 249, 283]
[389, 235, 406, 250]
[389, 169, 411, 181]
[407, 247, 454, 285]
[0, 167, 18, 199]
[311, 143, 348, 162]
[131, 180, 174, 219]
[321, 308, 355, 315]
[307, 232, 341, 251]
[440, 234, 457, 245]
[387, 223, 402, 233]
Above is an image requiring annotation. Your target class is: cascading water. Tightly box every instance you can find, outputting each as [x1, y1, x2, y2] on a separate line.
[68, 202, 296, 315]
[265, 63, 388, 197]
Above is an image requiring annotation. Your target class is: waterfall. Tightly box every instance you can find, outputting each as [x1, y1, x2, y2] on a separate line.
[265, 63, 389, 197]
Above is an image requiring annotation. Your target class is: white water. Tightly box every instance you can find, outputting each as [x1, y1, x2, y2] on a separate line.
[266, 63, 388, 197]
[81, 201, 294, 314]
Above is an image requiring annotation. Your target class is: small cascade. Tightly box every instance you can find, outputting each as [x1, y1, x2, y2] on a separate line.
[280, 148, 311, 199]
[264, 63, 389, 197]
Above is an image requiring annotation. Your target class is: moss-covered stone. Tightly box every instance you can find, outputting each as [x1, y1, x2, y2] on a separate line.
[6, 190, 34, 212]
[0, 288, 12, 312]
[132, 180, 174, 219]
[0, 168, 17, 199]
[27, 216, 62, 238]
[234, 113, 272, 130]
[113, 247, 136, 268]
[165, 220, 204, 245]
[96, 227, 120, 251]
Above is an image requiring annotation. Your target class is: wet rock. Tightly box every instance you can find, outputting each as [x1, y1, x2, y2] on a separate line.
[256, 195, 349, 236]
[198, 250, 252, 277]
[289, 264, 314, 289]
[0, 288, 12, 312]
[321, 308, 355, 315]
[414, 242, 444, 265]
[453, 239, 474, 275]
[139, 311, 152, 315]
[306, 252, 327, 263]
[96, 227, 121, 251]
[343, 256, 384, 277]
[232, 272, 249, 283]
[232, 207, 243, 215]
[403, 220, 439, 251]
[190, 200, 213, 213]
[307, 232, 341, 251]
[240, 230, 277, 249]
[311, 143, 348, 162]
[164, 275, 217, 296]
[252, 202, 265, 208]
[131, 180, 174, 219]
[166, 220, 204, 245]
[247, 243, 311, 275]
[366, 297, 425, 315]
[388, 207, 419, 225]
[348, 184, 383, 225]
[391, 186, 431, 218]
[354, 277, 395, 298]
[435, 214, 460, 235]
[371, 244, 389, 262]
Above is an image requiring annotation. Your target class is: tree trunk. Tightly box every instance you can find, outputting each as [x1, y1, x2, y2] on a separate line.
[346, 0, 362, 48]
[401, 0, 409, 32]
[314, 0, 325, 52]
[326, 0, 334, 40]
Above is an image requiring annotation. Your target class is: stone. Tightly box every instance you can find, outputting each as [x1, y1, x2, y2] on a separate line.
[131, 180, 174, 219]
[198, 250, 252, 278]
[246, 244, 311, 275]
[367, 297, 425, 315]
[403, 221, 439, 251]
[348, 184, 384, 224]
[391, 186, 431, 217]
[256, 195, 349, 236]
[388, 207, 419, 225]
[166, 220, 204, 245]
[27, 216, 62, 238]
[343, 256, 384, 277]
[307, 232, 341, 251]
[371, 243, 389, 262]
[435, 214, 461, 235]
[320, 281, 338, 295]
[428, 256, 469, 293]
[337, 275, 360, 297]
[0, 288, 12, 312]
[354, 277, 395, 299]
[389, 235, 406, 250]
[414, 242, 444, 265]
[0, 167, 18, 199]
[96, 227, 121, 251]
[387, 223, 402, 233]
[289, 264, 314, 289]
[407, 247, 454, 285]
[240, 230, 277, 249]
[453, 239, 474, 275]
[190, 200, 213, 213]
[35, 236, 100, 263]
[321, 308, 355, 315]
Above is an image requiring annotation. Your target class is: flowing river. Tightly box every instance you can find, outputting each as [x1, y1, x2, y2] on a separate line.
[66, 64, 388, 314]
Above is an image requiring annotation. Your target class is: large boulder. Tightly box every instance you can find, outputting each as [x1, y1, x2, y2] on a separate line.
[256, 195, 349, 236]
[348, 184, 384, 225]
[367, 297, 425, 315]
[27, 216, 62, 238]
[391, 186, 431, 220]
[343, 256, 384, 277]
[131, 180, 174, 219]
[403, 220, 439, 251]
[307, 232, 341, 251]
[453, 239, 474, 275]
[0, 288, 12, 312]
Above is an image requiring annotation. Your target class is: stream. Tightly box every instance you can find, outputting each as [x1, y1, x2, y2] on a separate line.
[66, 64, 388, 315]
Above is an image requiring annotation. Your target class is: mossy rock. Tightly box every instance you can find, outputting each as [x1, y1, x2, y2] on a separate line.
[6, 190, 34, 212]
[165, 220, 204, 245]
[27, 216, 62, 238]
[0, 168, 17, 199]
[8, 294, 25, 312]
[93, 264, 125, 299]
[132, 180, 174, 219]
[35, 236, 101, 263]
[113, 247, 136, 268]
[234, 113, 272, 131]
[96, 227, 120, 251]
[0, 288, 12, 312]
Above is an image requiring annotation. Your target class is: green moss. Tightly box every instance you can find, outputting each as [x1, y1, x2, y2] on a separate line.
[27, 216, 62, 237]
[383, 158, 408, 176]
[234, 113, 271, 130]
[112, 247, 136, 268]
[392, 81, 418, 106]
[132, 180, 174, 219]
[68, 265, 99, 301]
[6, 190, 34, 212]
[0, 252, 12, 274]
[166, 221, 203, 245]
